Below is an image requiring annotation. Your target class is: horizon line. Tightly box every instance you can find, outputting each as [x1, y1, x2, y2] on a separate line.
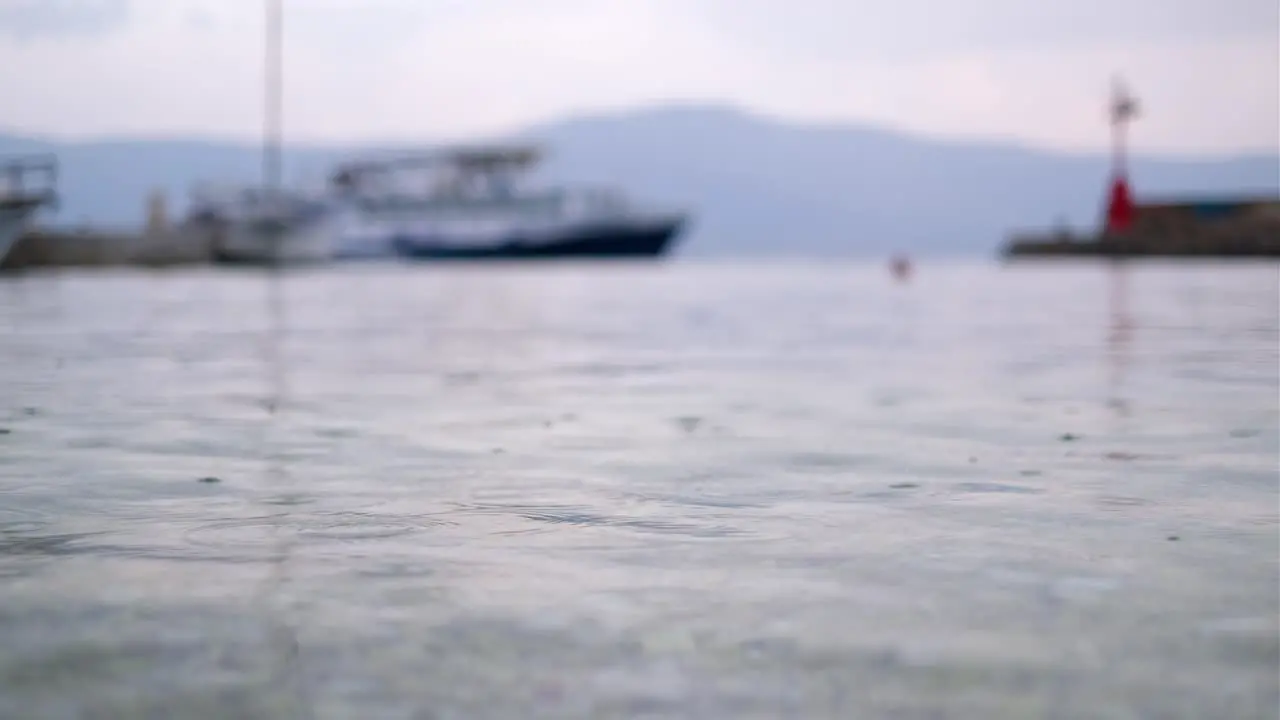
[2, 101, 1277, 161]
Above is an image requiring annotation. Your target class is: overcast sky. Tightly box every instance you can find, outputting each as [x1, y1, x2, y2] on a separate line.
[0, 0, 1276, 153]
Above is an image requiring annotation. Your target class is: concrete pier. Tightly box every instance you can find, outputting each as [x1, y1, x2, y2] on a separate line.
[0, 225, 213, 271]
[0, 189, 215, 272]
[1002, 196, 1280, 259]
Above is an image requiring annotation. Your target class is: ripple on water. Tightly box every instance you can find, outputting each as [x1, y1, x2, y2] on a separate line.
[1096, 495, 1155, 510]
[650, 494, 766, 510]
[952, 482, 1043, 495]
[300, 513, 437, 541]
[0, 531, 105, 560]
[453, 502, 749, 539]
[180, 510, 455, 558]
[1244, 513, 1279, 527]
[0, 507, 52, 535]
[619, 488, 768, 511]
[783, 451, 871, 472]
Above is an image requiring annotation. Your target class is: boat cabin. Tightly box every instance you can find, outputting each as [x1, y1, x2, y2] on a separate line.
[331, 145, 544, 204]
[0, 155, 58, 211]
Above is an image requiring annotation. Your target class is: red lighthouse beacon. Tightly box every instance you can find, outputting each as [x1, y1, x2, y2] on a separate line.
[1104, 78, 1140, 234]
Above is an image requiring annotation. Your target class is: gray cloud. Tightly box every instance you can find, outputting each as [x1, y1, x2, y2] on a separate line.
[0, 0, 1271, 152]
[694, 0, 1279, 62]
[284, 2, 432, 53]
[0, 0, 130, 40]
[184, 6, 216, 33]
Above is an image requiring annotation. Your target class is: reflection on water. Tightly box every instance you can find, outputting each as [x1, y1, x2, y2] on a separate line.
[1106, 261, 1133, 418]
[259, 269, 306, 718]
[0, 260, 1277, 719]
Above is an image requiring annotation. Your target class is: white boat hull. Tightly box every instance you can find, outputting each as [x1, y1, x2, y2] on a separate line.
[205, 211, 336, 266]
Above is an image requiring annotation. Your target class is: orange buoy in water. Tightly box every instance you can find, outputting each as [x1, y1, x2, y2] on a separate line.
[890, 255, 912, 281]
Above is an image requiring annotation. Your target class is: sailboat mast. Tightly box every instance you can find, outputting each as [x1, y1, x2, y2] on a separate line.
[264, 0, 282, 193]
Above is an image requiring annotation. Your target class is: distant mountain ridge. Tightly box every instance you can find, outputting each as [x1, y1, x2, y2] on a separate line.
[2, 104, 1276, 257]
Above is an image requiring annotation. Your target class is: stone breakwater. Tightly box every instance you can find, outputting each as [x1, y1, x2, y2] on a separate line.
[0, 225, 213, 272]
[1003, 196, 1280, 259]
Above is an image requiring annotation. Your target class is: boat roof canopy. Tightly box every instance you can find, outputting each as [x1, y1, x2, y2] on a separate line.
[333, 144, 543, 180]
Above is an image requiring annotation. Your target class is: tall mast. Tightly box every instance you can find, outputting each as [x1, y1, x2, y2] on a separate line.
[1109, 76, 1138, 180]
[264, 0, 283, 195]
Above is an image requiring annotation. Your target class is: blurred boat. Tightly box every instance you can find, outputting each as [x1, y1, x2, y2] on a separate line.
[329, 144, 689, 261]
[0, 155, 57, 266]
[194, 0, 337, 267]
[184, 184, 337, 266]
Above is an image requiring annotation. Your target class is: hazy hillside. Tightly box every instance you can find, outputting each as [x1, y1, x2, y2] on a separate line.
[2, 104, 1276, 257]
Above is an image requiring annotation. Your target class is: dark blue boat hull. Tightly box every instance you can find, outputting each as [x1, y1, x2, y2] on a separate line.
[391, 218, 684, 261]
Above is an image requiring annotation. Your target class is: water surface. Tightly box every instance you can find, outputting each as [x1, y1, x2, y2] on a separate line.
[1, 260, 1276, 719]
